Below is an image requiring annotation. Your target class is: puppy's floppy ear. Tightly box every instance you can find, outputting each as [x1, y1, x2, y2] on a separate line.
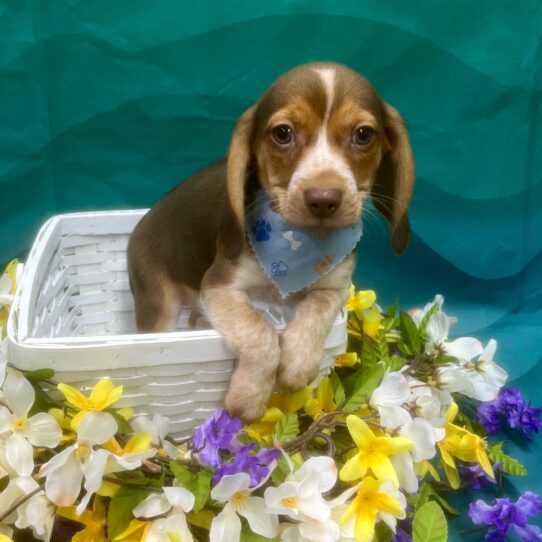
[217, 105, 257, 259]
[371, 103, 415, 255]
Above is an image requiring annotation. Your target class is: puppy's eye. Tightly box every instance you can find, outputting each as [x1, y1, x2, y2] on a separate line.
[352, 126, 375, 146]
[271, 124, 295, 145]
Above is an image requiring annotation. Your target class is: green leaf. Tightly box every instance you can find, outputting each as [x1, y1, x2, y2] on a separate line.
[273, 413, 299, 443]
[271, 454, 292, 484]
[375, 332, 390, 362]
[488, 441, 527, 476]
[22, 368, 55, 382]
[413, 501, 448, 542]
[343, 364, 386, 412]
[360, 340, 378, 367]
[374, 520, 393, 542]
[416, 482, 458, 516]
[28, 387, 57, 416]
[400, 311, 422, 354]
[418, 303, 440, 338]
[240, 525, 279, 541]
[193, 469, 213, 512]
[389, 355, 407, 371]
[108, 409, 133, 434]
[107, 487, 149, 540]
[170, 462, 212, 510]
[332, 425, 355, 456]
[415, 482, 431, 511]
[330, 372, 346, 406]
[170, 462, 196, 489]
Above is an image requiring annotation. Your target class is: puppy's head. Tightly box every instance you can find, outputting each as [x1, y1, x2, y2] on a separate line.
[225, 62, 415, 256]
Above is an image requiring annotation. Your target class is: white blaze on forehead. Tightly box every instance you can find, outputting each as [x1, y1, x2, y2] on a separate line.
[289, 67, 356, 192]
[314, 67, 336, 120]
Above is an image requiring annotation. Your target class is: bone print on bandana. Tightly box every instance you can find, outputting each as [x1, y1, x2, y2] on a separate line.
[246, 190, 363, 297]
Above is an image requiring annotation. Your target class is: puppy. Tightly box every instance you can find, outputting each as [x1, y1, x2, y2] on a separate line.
[127, 62, 414, 421]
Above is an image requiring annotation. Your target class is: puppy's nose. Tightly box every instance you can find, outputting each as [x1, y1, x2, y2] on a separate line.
[304, 188, 343, 218]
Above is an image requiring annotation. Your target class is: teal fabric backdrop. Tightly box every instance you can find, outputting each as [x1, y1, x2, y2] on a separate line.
[1, 0, 541, 536]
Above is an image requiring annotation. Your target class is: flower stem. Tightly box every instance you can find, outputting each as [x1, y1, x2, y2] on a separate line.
[0, 486, 42, 522]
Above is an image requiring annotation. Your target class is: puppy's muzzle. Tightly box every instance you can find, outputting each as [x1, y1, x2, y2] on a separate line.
[304, 188, 343, 219]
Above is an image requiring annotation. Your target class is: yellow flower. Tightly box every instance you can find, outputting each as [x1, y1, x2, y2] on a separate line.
[362, 307, 382, 338]
[340, 476, 406, 542]
[305, 377, 336, 419]
[414, 459, 441, 482]
[0, 536, 13, 542]
[113, 519, 150, 541]
[244, 387, 311, 441]
[0, 259, 18, 332]
[58, 378, 123, 429]
[346, 287, 376, 318]
[103, 432, 152, 456]
[437, 402, 494, 489]
[346, 287, 382, 338]
[335, 352, 359, 368]
[340, 416, 413, 486]
[57, 496, 107, 542]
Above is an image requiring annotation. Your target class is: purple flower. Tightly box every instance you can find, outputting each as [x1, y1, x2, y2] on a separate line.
[213, 442, 280, 487]
[192, 409, 242, 466]
[477, 387, 542, 439]
[391, 518, 412, 542]
[458, 462, 499, 489]
[469, 492, 542, 542]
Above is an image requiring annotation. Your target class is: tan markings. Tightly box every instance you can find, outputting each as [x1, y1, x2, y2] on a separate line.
[266, 96, 322, 135]
[313, 255, 335, 275]
[201, 252, 280, 421]
[277, 287, 348, 391]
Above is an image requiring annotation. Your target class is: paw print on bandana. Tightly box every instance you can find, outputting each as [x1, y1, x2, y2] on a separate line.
[252, 220, 272, 241]
[271, 261, 289, 276]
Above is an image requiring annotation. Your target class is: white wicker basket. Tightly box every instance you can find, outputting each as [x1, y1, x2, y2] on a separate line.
[7, 210, 347, 438]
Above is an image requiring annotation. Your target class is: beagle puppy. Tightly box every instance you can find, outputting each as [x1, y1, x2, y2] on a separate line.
[127, 62, 414, 421]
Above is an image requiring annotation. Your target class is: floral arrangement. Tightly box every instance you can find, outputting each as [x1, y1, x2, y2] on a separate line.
[0, 259, 541, 542]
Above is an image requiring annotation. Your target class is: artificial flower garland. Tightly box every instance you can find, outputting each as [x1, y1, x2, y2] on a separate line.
[0, 259, 540, 542]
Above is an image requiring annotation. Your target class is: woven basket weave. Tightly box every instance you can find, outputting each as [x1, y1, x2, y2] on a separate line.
[7, 210, 348, 438]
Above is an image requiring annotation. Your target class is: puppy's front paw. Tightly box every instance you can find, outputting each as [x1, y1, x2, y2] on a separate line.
[277, 330, 322, 391]
[225, 370, 274, 422]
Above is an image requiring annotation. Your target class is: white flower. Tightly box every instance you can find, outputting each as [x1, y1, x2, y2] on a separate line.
[391, 418, 443, 493]
[210, 472, 279, 542]
[132, 414, 178, 459]
[0, 476, 39, 524]
[76, 431, 156, 515]
[468, 339, 508, 392]
[370, 372, 412, 429]
[425, 311, 483, 361]
[15, 490, 55, 542]
[134, 486, 195, 542]
[0, 339, 8, 388]
[412, 295, 483, 361]
[265, 456, 337, 525]
[282, 483, 360, 542]
[410, 295, 445, 326]
[0, 272, 14, 306]
[437, 339, 507, 401]
[0, 372, 61, 476]
[406, 377, 449, 421]
[39, 410, 118, 508]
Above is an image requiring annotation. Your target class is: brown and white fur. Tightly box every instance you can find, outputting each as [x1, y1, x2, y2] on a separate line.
[127, 62, 415, 421]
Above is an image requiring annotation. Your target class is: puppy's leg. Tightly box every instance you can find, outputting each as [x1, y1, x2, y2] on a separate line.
[201, 270, 280, 422]
[277, 287, 348, 391]
[132, 276, 182, 333]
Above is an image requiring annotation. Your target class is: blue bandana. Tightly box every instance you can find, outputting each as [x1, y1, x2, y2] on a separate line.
[246, 191, 363, 297]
